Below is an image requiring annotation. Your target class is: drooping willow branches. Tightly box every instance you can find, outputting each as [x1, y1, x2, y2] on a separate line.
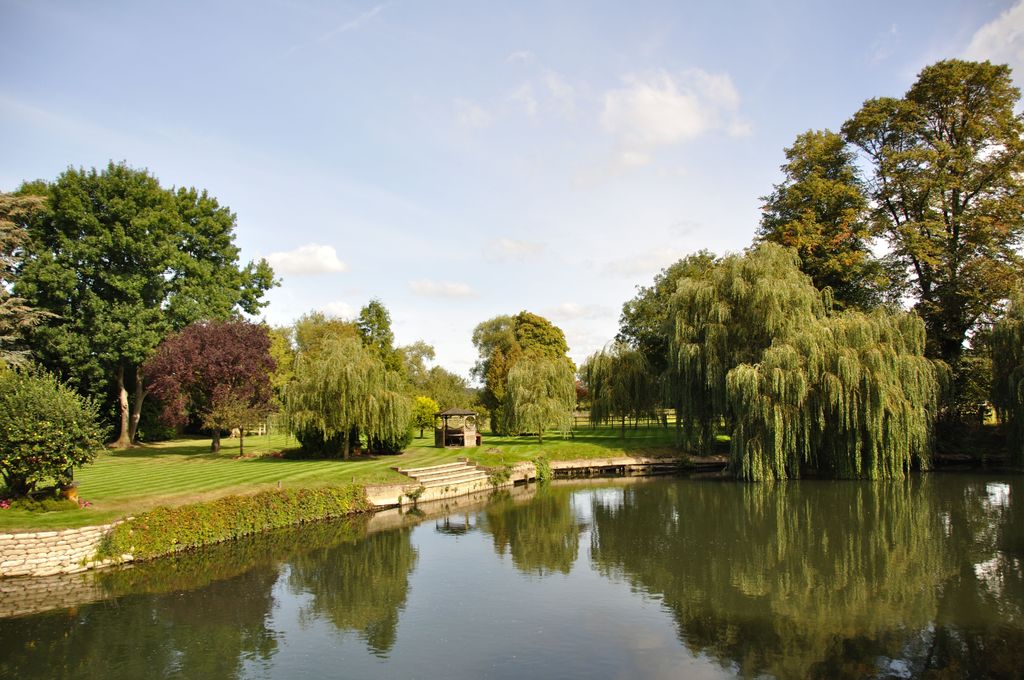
[991, 294, 1024, 465]
[505, 356, 575, 442]
[671, 244, 939, 480]
[581, 342, 658, 437]
[286, 334, 411, 458]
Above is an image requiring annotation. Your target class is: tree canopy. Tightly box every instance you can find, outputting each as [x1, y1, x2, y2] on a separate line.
[286, 332, 411, 458]
[472, 311, 572, 434]
[143, 320, 276, 453]
[13, 163, 276, 447]
[757, 129, 891, 310]
[991, 294, 1024, 464]
[671, 244, 939, 480]
[0, 192, 51, 367]
[581, 342, 657, 437]
[506, 355, 575, 443]
[842, 59, 1024, 379]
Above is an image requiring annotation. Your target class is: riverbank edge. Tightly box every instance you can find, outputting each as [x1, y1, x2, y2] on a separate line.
[1, 454, 702, 578]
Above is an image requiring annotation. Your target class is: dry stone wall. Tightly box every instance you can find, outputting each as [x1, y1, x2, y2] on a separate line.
[0, 523, 130, 578]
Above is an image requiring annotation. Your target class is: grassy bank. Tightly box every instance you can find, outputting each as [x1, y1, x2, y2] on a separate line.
[1, 423, 681, 531]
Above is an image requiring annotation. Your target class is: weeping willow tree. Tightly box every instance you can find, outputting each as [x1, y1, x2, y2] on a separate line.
[581, 342, 657, 437]
[671, 243, 939, 480]
[505, 356, 575, 442]
[286, 334, 411, 459]
[991, 294, 1024, 464]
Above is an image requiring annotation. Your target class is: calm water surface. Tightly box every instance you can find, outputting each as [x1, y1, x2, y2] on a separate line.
[1, 474, 1023, 679]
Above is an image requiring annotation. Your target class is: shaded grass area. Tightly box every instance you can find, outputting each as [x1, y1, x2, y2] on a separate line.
[0, 424, 682, 530]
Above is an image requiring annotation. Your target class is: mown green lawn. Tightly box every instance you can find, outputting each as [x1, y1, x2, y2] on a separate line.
[0, 424, 681, 531]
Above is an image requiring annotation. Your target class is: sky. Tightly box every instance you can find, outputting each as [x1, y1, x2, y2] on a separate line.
[2, 0, 1022, 381]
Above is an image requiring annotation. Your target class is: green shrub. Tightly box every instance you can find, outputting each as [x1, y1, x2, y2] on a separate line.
[487, 465, 512, 487]
[97, 484, 371, 561]
[368, 428, 413, 454]
[533, 454, 552, 484]
[8, 496, 79, 512]
[0, 367, 107, 496]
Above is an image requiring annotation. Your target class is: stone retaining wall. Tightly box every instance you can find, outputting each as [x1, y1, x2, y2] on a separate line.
[0, 523, 129, 578]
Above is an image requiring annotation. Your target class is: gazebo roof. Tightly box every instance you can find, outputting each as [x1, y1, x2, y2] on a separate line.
[435, 407, 478, 417]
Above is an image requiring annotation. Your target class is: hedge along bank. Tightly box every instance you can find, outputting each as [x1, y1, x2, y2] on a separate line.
[97, 484, 371, 561]
[0, 485, 372, 577]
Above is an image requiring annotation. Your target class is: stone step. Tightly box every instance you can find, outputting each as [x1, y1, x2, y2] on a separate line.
[398, 461, 472, 476]
[420, 471, 489, 488]
[412, 465, 483, 483]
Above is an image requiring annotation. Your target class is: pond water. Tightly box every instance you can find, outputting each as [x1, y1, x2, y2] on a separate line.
[2, 474, 1023, 679]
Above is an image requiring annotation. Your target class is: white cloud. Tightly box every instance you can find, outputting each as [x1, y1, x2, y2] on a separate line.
[600, 69, 750, 166]
[485, 237, 545, 261]
[545, 302, 614, 321]
[264, 243, 347, 275]
[965, 1, 1024, 83]
[509, 83, 539, 117]
[507, 68, 576, 120]
[542, 70, 576, 116]
[868, 24, 900, 65]
[408, 279, 475, 297]
[319, 301, 355, 318]
[454, 98, 491, 128]
[506, 50, 536, 65]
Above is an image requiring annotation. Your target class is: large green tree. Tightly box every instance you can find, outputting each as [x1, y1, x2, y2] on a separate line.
[581, 342, 657, 437]
[842, 59, 1024, 386]
[506, 355, 575, 443]
[14, 163, 276, 447]
[617, 251, 717, 376]
[472, 311, 572, 434]
[757, 129, 891, 310]
[671, 244, 939, 480]
[286, 333, 411, 459]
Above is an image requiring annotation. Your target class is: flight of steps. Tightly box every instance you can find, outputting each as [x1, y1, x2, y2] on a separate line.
[395, 459, 489, 488]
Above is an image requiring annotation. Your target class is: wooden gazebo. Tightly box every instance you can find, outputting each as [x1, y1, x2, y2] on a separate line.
[434, 408, 480, 448]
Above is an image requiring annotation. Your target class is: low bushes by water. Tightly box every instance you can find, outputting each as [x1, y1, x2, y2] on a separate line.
[98, 485, 371, 561]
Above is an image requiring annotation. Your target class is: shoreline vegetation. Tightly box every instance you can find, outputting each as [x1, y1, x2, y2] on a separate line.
[0, 423, 690, 533]
[0, 421, 1013, 571]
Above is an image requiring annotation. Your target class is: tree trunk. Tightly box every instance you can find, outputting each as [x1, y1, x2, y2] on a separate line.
[239, 428, 244, 455]
[111, 365, 132, 449]
[211, 430, 221, 452]
[342, 431, 350, 460]
[128, 374, 146, 443]
[621, 415, 626, 439]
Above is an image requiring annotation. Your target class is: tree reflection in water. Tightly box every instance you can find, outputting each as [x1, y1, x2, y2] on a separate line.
[482, 486, 584, 576]
[0, 565, 279, 680]
[287, 525, 418, 657]
[589, 477, 1024, 678]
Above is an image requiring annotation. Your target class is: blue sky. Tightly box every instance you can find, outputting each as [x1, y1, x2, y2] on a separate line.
[2, 0, 1021, 379]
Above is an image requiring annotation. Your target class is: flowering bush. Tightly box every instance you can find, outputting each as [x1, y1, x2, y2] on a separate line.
[0, 499, 10, 510]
